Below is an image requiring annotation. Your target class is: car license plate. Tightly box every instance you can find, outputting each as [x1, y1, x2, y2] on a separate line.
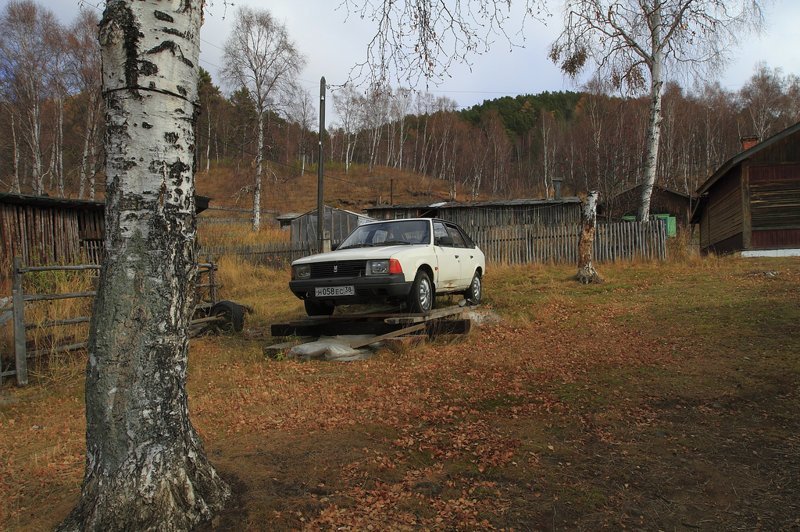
[315, 286, 355, 297]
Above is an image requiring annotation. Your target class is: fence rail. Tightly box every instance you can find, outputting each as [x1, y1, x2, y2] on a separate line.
[2, 259, 219, 387]
[202, 221, 667, 267]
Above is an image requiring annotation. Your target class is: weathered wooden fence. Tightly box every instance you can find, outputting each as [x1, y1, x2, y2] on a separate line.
[203, 221, 667, 267]
[1, 259, 219, 386]
[201, 241, 333, 268]
[471, 220, 668, 265]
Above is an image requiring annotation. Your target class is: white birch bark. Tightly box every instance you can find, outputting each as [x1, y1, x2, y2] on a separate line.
[79, 99, 97, 198]
[253, 110, 264, 231]
[638, 5, 664, 221]
[577, 190, 602, 284]
[59, 1, 229, 529]
[11, 112, 20, 193]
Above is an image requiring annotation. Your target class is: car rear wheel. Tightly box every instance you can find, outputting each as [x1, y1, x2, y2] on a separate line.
[304, 300, 335, 316]
[463, 271, 482, 304]
[407, 270, 433, 313]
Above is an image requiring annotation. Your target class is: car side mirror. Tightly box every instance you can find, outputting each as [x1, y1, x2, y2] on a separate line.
[331, 243, 339, 251]
[436, 236, 454, 247]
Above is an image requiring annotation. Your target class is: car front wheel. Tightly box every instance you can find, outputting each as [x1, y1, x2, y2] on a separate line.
[407, 270, 433, 313]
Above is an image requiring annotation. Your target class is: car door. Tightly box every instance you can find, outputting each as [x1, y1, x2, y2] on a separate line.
[445, 223, 473, 288]
[432, 221, 460, 290]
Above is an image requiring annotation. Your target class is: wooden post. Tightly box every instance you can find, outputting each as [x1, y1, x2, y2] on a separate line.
[209, 260, 218, 305]
[12, 256, 28, 386]
[577, 192, 602, 284]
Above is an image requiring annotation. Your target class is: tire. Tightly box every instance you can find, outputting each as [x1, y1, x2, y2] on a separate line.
[211, 300, 245, 333]
[463, 271, 482, 304]
[407, 270, 434, 313]
[304, 299, 335, 316]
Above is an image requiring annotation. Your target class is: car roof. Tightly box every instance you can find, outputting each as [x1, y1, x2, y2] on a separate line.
[362, 217, 453, 225]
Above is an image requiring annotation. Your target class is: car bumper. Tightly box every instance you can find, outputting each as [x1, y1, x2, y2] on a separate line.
[289, 274, 412, 303]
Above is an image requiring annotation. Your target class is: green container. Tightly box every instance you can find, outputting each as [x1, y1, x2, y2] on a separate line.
[621, 214, 677, 237]
[653, 214, 677, 237]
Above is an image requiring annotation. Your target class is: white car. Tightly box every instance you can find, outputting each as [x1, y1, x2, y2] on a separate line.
[290, 218, 486, 315]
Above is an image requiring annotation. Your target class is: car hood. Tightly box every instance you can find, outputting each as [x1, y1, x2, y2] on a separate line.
[292, 244, 428, 265]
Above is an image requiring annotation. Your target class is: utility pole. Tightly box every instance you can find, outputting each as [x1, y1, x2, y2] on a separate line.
[317, 77, 328, 252]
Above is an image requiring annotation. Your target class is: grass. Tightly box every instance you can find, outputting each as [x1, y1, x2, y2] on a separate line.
[1, 254, 799, 529]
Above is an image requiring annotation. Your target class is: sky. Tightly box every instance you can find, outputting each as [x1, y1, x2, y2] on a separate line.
[37, 0, 800, 120]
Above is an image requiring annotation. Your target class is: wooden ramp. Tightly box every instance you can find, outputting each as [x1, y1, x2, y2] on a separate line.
[269, 304, 472, 350]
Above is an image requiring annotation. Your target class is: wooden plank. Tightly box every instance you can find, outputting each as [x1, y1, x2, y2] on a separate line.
[27, 342, 88, 359]
[384, 305, 466, 324]
[348, 323, 426, 349]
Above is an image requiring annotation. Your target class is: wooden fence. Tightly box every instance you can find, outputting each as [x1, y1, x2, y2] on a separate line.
[202, 220, 667, 267]
[1, 259, 219, 386]
[201, 241, 326, 268]
[471, 220, 668, 265]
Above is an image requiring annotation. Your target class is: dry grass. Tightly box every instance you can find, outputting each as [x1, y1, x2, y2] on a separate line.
[198, 224, 290, 248]
[1, 269, 95, 385]
[2, 253, 799, 530]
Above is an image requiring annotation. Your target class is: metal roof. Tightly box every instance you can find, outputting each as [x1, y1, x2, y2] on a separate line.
[366, 197, 581, 211]
[0, 192, 211, 213]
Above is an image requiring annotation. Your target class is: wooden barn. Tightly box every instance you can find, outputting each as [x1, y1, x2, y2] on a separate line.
[692, 122, 800, 255]
[290, 205, 372, 246]
[602, 184, 693, 236]
[1, 193, 210, 272]
[366, 197, 583, 229]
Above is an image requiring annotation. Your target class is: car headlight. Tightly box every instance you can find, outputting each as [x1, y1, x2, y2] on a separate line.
[366, 259, 390, 275]
[366, 259, 403, 275]
[293, 264, 311, 280]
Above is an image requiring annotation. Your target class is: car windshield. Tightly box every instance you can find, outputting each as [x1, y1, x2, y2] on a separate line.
[338, 220, 431, 249]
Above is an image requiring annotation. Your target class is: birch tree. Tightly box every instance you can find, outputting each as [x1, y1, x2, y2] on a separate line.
[550, 0, 764, 220]
[341, 0, 547, 84]
[738, 63, 799, 141]
[221, 7, 305, 231]
[58, 1, 230, 529]
[286, 84, 316, 175]
[0, 0, 61, 194]
[333, 84, 362, 173]
[64, 10, 103, 198]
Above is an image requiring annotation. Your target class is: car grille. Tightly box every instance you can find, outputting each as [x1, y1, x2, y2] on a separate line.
[310, 260, 366, 279]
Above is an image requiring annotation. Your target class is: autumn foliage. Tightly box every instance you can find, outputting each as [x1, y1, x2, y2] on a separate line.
[2, 256, 799, 529]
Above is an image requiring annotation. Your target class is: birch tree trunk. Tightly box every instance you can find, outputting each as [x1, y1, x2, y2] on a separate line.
[253, 109, 264, 231]
[577, 190, 602, 284]
[11, 112, 20, 193]
[79, 98, 97, 198]
[59, 1, 230, 529]
[637, 6, 665, 221]
[638, 64, 664, 220]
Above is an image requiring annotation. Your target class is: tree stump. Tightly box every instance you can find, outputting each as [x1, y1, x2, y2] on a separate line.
[577, 190, 603, 284]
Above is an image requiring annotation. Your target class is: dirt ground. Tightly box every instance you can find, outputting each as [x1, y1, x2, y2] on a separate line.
[2, 257, 799, 530]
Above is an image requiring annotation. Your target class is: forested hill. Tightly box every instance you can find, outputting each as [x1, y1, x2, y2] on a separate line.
[460, 91, 584, 137]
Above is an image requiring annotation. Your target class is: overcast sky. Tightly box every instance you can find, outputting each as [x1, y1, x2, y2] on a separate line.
[40, 0, 800, 118]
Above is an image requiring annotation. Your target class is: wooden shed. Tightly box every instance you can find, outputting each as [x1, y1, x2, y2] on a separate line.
[366, 197, 583, 229]
[290, 205, 372, 246]
[1, 193, 210, 273]
[692, 122, 800, 255]
[602, 184, 694, 234]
